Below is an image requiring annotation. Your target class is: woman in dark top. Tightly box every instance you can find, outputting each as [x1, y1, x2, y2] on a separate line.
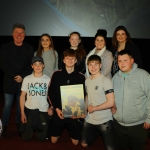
[59, 31, 86, 74]
[110, 26, 143, 76]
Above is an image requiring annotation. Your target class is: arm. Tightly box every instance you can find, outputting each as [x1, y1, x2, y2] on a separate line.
[47, 106, 53, 116]
[143, 73, 150, 129]
[48, 75, 57, 108]
[85, 56, 90, 77]
[20, 45, 34, 78]
[47, 80, 53, 116]
[101, 51, 113, 77]
[54, 51, 58, 71]
[79, 56, 86, 74]
[111, 103, 117, 114]
[48, 73, 62, 116]
[0, 43, 17, 78]
[56, 108, 64, 119]
[14, 75, 23, 83]
[20, 91, 27, 123]
[88, 92, 115, 113]
[85, 95, 88, 115]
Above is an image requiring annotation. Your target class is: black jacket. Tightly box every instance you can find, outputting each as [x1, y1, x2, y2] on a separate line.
[48, 66, 86, 114]
[0, 41, 34, 94]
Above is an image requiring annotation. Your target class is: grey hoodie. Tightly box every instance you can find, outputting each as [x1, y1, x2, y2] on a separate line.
[112, 63, 150, 126]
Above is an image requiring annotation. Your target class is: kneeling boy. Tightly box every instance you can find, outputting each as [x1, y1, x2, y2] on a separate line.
[48, 49, 86, 145]
[81, 55, 116, 150]
[20, 56, 53, 141]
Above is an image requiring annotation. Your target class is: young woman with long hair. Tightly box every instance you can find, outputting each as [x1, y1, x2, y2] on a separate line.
[35, 33, 58, 77]
[59, 31, 86, 74]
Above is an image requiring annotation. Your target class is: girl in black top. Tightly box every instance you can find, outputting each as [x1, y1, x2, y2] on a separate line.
[110, 26, 143, 76]
[59, 31, 86, 74]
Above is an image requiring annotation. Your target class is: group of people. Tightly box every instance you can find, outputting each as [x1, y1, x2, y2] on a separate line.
[0, 23, 150, 150]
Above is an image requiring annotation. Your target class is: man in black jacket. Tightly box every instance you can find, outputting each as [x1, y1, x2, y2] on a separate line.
[0, 23, 34, 138]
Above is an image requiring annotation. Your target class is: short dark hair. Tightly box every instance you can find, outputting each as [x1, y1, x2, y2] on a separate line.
[12, 23, 25, 31]
[87, 55, 101, 65]
[117, 49, 133, 58]
[63, 48, 77, 58]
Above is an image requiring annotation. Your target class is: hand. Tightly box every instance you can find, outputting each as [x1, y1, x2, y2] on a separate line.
[70, 113, 86, 119]
[47, 106, 53, 116]
[111, 105, 117, 114]
[80, 113, 86, 118]
[143, 122, 150, 129]
[21, 114, 27, 123]
[56, 108, 64, 119]
[14, 75, 22, 83]
[88, 104, 95, 113]
[70, 116, 77, 119]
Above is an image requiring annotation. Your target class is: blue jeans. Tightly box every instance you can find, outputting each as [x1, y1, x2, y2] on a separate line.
[2, 89, 21, 126]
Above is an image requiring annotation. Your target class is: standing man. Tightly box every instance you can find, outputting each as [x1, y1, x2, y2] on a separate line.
[0, 23, 34, 138]
[112, 49, 150, 150]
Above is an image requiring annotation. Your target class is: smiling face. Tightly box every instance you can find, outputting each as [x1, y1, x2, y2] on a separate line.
[116, 30, 127, 44]
[69, 33, 81, 49]
[31, 61, 45, 74]
[12, 28, 25, 46]
[95, 36, 106, 50]
[63, 56, 77, 68]
[118, 54, 134, 73]
[41, 35, 51, 50]
[88, 61, 101, 76]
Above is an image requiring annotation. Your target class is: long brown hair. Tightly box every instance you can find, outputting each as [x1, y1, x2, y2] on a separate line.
[69, 31, 86, 60]
[36, 33, 56, 58]
[112, 26, 133, 50]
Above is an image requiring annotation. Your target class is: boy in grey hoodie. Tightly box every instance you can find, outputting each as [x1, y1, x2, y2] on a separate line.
[112, 49, 150, 150]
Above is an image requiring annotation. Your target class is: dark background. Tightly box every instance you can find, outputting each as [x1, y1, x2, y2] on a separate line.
[0, 0, 150, 91]
[0, 36, 150, 92]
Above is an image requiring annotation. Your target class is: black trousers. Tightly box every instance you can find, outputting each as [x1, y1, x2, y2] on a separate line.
[20, 110, 49, 141]
[113, 119, 149, 150]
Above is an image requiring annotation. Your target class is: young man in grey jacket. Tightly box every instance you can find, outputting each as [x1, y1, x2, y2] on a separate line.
[112, 49, 150, 150]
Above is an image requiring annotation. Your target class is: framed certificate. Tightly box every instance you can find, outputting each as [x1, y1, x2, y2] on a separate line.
[60, 84, 85, 118]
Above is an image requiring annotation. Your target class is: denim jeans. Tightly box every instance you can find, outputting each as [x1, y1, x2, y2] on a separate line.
[2, 88, 21, 126]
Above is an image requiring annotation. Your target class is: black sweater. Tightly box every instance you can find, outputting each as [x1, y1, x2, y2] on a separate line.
[48, 66, 86, 114]
[0, 41, 34, 94]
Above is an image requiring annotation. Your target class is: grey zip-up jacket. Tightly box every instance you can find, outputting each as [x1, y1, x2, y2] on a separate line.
[112, 63, 150, 126]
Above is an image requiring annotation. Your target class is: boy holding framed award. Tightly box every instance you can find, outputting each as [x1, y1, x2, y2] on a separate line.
[48, 49, 86, 145]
